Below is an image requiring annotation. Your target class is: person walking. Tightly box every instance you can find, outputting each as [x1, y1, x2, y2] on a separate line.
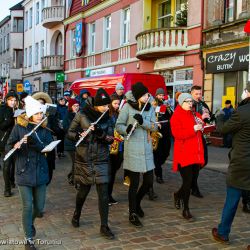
[116, 82, 158, 228]
[0, 92, 18, 197]
[63, 99, 79, 185]
[7, 96, 53, 250]
[212, 84, 250, 244]
[170, 93, 205, 220]
[68, 88, 115, 240]
[108, 94, 124, 205]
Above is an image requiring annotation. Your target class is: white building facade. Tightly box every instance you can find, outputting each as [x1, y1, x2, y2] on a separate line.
[23, 0, 64, 100]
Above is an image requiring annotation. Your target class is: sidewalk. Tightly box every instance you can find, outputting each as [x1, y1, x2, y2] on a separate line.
[0, 152, 249, 250]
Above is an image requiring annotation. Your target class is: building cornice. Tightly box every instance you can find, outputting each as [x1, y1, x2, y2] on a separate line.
[64, 0, 119, 25]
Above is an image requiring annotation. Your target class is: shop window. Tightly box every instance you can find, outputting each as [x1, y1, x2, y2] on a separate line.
[175, 69, 193, 82]
[158, 0, 172, 28]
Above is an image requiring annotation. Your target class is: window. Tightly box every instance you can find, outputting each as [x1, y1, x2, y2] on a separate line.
[158, 1, 172, 28]
[29, 8, 33, 29]
[0, 38, 2, 54]
[24, 48, 27, 67]
[13, 50, 23, 68]
[89, 22, 95, 54]
[36, 2, 40, 25]
[225, 0, 236, 22]
[29, 46, 32, 67]
[40, 40, 44, 62]
[121, 8, 130, 45]
[70, 29, 76, 58]
[6, 34, 9, 50]
[13, 18, 24, 32]
[25, 11, 28, 31]
[104, 16, 111, 50]
[41, 0, 45, 21]
[35, 43, 39, 65]
[83, 0, 89, 6]
[55, 33, 63, 55]
[3, 36, 6, 51]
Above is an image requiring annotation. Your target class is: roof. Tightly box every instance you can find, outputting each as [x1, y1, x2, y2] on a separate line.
[0, 16, 11, 28]
[9, 1, 24, 11]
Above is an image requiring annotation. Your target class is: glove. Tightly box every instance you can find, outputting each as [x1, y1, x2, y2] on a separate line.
[133, 114, 143, 125]
[126, 124, 134, 135]
[194, 124, 203, 132]
[94, 124, 104, 137]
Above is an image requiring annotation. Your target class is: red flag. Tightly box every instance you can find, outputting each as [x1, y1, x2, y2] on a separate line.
[244, 20, 250, 34]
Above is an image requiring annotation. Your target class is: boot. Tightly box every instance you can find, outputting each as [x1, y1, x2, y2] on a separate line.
[25, 239, 36, 250]
[148, 187, 158, 201]
[182, 209, 194, 221]
[173, 192, 181, 209]
[156, 177, 164, 184]
[129, 213, 143, 228]
[100, 225, 115, 240]
[191, 188, 203, 198]
[136, 204, 144, 218]
[71, 210, 80, 227]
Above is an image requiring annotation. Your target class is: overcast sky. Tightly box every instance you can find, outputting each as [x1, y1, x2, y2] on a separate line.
[0, 1, 22, 22]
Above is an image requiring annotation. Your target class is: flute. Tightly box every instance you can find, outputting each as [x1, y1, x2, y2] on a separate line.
[75, 108, 109, 147]
[4, 116, 48, 161]
[126, 95, 150, 141]
[192, 110, 204, 132]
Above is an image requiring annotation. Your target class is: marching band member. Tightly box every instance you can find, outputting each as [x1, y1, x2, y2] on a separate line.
[108, 94, 124, 205]
[170, 93, 205, 221]
[116, 82, 158, 228]
[152, 88, 173, 184]
[7, 96, 53, 250]
[68, 88, 115, 240]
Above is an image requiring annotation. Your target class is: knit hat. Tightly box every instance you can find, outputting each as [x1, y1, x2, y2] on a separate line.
[155, 88, 165, 96]
[68, 99, 79, 110]
[94, 88, 111, 106]
[20, 92, 28, 100]
[178, 93, 193, 106]
[24, 96, 46, 118]
[131, 82, 148, 100]
[63, 90, 72, 96]
[32, 92, 52, 104]
[115, 82, 124, 91]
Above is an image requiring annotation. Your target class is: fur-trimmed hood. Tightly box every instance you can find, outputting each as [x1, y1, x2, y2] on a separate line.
[32, 92, 52, 104]
[16, 113, 48, 128]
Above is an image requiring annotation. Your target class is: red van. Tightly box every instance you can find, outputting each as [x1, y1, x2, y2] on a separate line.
[69, 73, 166, 96]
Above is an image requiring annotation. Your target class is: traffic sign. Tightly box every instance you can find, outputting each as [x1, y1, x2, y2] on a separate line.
[16, 83, 24, 94]
[23, 80, 32, 94]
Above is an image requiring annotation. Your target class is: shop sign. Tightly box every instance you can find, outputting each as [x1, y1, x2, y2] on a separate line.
[56, 72, 65, 82]
[154, 56, 184, 70]
[90, 67, 114, 77]
[23, 80, 32, 94]
[75, 22, 83, 56]
[206, 47, 249, 74]
[16, 83, 23, 94]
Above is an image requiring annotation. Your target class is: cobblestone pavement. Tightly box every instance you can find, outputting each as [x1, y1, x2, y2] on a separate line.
[0, 154, 249, 250]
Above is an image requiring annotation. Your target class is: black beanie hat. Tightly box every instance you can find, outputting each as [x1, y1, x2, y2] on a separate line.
[132, 82, 149, 100]
[20, 92, 28, 100]
[94, 88, 111, 106]
[5, 91, 18, 101]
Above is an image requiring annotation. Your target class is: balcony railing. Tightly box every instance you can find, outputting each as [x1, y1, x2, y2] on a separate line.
[136, 27, 188, 59]
[42, 55, 64, 71]
[42, 6, 64, 29]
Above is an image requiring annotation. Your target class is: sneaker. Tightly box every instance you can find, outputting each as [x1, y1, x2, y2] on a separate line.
[129, 213, 143, 228]
[31, 225, 36, 238]
[211, 228, 229, 244]
[25, 239, 36, 250]
[108, 197, 118, 206]
[123, 176, 130, 186]
[100, 225, 115, 240]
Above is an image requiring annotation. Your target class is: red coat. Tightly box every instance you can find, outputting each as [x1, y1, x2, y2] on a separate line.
[170, 105, 205, 172]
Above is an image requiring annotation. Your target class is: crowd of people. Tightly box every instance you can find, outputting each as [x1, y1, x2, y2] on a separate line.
[0, 82, 249, 250]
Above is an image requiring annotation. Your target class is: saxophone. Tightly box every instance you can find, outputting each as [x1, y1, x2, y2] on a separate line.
[110, 130, 124, 155]
[151, 110, 163, 151]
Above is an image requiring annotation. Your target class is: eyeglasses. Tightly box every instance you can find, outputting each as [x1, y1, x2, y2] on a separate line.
[184, 100, 193, 104]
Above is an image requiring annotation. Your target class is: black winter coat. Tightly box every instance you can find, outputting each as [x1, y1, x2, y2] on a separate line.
[0, 105, 15, 152]
[68, 104, 114, 185]
[221, 97, 250, 191]
[63, 111, 77, 151]
[7, 120, 53, 187]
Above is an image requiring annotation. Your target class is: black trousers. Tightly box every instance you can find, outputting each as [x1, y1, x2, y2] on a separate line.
[242, 190, 250, 205]
[108, 152, 123, 198]
[127, 169, 154, 214]
[67, 151, 76, 182]
[176, 164, 200, 209]
[75, 183, 109, 226]
[57, 133, 65, 154]
[153, 136, 171, 178]
[3, 156, 15, 192]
